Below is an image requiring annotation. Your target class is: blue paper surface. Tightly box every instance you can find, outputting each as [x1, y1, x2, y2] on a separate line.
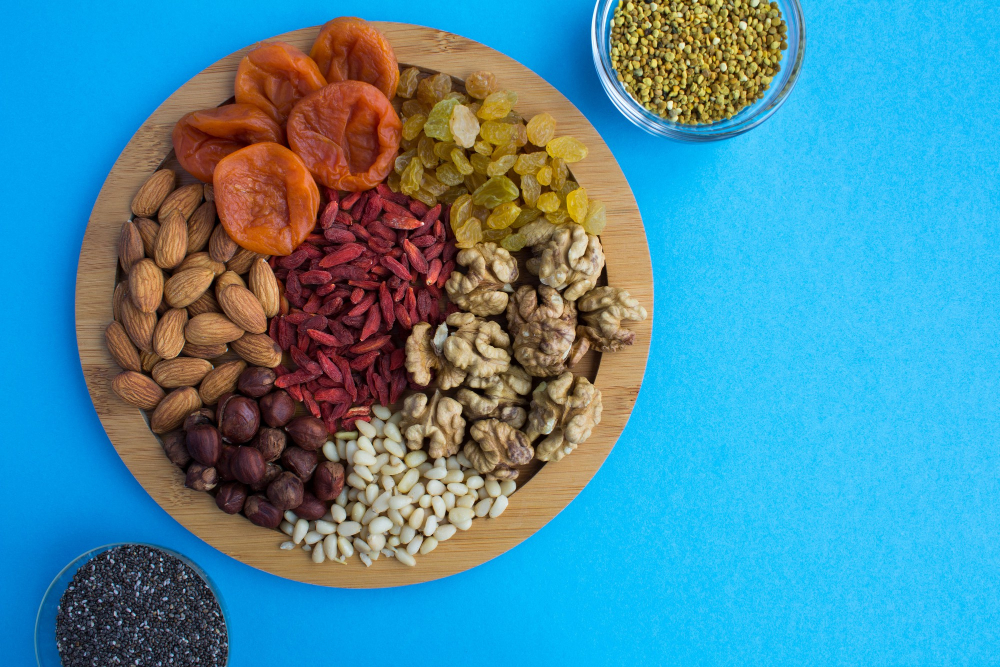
[2, 1, 998, 664]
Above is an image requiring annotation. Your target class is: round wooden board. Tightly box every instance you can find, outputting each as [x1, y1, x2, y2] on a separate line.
[76, 22, 653, 588]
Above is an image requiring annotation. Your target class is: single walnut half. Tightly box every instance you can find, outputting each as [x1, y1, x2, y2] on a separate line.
[506, 285, 577, 378]
[444, 242, 519, 316]
[526, 222, 605, 301]
[525, 372, 602, 462]
[463, 419, 534, 480]
[405, 312, 511, 390]
[569, 286, 648, 365]
[456, 364, 533, 430]
[400, 390, 466, 459]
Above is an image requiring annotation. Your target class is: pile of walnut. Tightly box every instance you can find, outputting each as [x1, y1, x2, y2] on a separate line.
[107, 169, 285, 432]
[403, 215, 647, 480]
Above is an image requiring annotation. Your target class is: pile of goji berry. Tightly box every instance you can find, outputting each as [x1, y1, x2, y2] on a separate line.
[267, 184, 457, 431]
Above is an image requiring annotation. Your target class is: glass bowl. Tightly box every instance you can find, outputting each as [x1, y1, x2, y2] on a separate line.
[35, 542, 229, 667]
[591, 0, 806, 141]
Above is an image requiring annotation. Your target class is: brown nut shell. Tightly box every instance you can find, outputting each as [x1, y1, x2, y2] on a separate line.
[312, 461, 345, 501]
[215, 481, 248, 514]
[259, 389, 295, 427]
[217, 394, 260, 443]
[281, 446, 318, 481]
[285, 416, 327, 451]
[266, 471, 304, 510]
[237, 366, 277, 398]
[243, 494, 282, 528]
[231, 445, 266, 485]
[293, 492, 327, 521]
[185, 463, 218, 492]
[252, 426, 286, 462]
[186, 423, 222, 466]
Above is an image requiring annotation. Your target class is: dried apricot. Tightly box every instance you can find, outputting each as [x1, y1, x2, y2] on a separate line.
[213, 142, 320, 256]
[287, 81, 402, 192]
[172, 104, 284, 183]
[310, 17, 399, 99]
[234, 41, 327, 125]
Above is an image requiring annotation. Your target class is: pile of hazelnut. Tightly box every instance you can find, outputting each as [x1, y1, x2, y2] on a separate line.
[159, 365, 345, 529]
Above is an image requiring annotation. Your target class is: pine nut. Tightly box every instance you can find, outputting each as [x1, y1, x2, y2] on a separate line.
[322, 441, 340, 462]
[426, 479, 445, 495]
[369, 517, 393, 534]
[338, 536, 354, 557]
[408, 508, 425, 530]
[401, 525, 416, 543]
[454, 518, 473, 531]
[449, 507, 474, 523]
[335, 430, 358, 440]
[398, 468, 420, 493]
[500, 480, 516, 497]
[315, 520, 336, 535]
[324, 534, 339, 559]
[423, 515, 439, 536]
[407, 534, 423, 555]
[419, 537, 439, 554]
[384, 438, 406, 457]
[280, 541, 295, 550]
[350, 502, 365, 522]
[434, 524, 458, 542]
[395, 548, 417, 566]
[489, 495, 509, 517]
[354, 450, 377, 466]
[447, 482, 469, 496]
[372, 404, 392, 420]
[280, 521, 294, 536]
[443, 469, 465, 484]
[311, 540, 326, 563]
[424, 467, 447, 480]
[432, 496, 446, 519]
[457, 495, 475, 509]
[465, 475, 485, 489]
[356, 420, 377, 439]
[293, 518, 308, 544]
[337, 521, 361, 536]
[357, 435, 375, 455]
[404, 451, 427, 468]
[485, 479, 502, 497]
[384, 422, 402, 443]
[443, 492, 456, 510]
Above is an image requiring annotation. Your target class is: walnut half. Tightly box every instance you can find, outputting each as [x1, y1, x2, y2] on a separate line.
[400, 390, 466, 459]
[405, 312, 512, 390]
[463, 419, 534, 480]
[444, 242, 518, 316]
[525, 372, 602, 462]
[455, 364, 533, 429]
[507, 284, 577, 378]
[568, 286, 648, 365]
[525, 222, 605, 301]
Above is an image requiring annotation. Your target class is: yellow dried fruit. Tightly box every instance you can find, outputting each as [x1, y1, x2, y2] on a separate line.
[486, 202, 521, 229]
[582, 200, 607, 235]
[449, 104, 480, 148]
[501, 232, 528, 252]
[486, 154, 517, 177]
[536, 192, 561, 213]
[477, 90, 518, 120]
[454, 217, 484, 249]
[402, 114, 427, 141]
[546, 136, 588, 162]
[536, 165, 553, 186]
[526, 112, 556, 147]
[566, 187, 588, 224]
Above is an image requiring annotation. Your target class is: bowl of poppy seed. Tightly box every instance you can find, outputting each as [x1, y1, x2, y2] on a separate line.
[592, 0, 805, 140]
[35, 543, 228, 667]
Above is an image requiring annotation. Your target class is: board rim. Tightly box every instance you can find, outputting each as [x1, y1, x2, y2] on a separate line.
[75, 21, 653, 588]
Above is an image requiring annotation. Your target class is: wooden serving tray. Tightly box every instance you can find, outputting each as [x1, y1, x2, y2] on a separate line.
[75, 22, 653, 588]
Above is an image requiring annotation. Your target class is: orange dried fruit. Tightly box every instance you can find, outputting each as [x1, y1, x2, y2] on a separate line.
[213, 142, 320, 256]
[287, 81, 402, 192]
[172, 104, 284, 183]
[234, 41, 327, 125]
[309, 17, 399, 99]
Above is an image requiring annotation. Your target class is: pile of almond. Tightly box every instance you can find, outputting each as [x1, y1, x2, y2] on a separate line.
[107, 169, 286, 432]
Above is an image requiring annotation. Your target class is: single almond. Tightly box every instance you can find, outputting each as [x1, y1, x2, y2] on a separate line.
[152, 357, 214, 388]
[131, 169, 176, 218]
[153, 308, 188, 359]
[158, 183, 203, 222]
[150, 386, 202, 433]
[185, 312, 244, 345]
[112, 371, 166, 410]
[209, 224, 238, 263]
[113, 280, 129, 323]
[133, 217, 160, 257]
[226, 247, 260, 275]
[140, 350, 162, 372]
[153, 209, 188, 269]
[187, 201, 216, 253]
[187, 290, 221, 317]
[118, 221, 145, 274]
[198, 360, 247, 405]
[249, 258, 280, 318]
[128, 258, 163, 313]
[182, 341, 228, 359]
[218, 284, 268, 334]
[231, 332, 282, 368]
[203, 183, 215, 202]
[214, 270, 246, 301]
[177, 252, 225, 276]
[105, 321, 142, 372]
[164, 267, 215, 308]
[120, 298, 157, 353]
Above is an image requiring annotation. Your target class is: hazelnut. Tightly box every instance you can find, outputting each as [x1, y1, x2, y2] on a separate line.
[215, 481, 247, 514]
[259, 390, 295, 428]
[312, 461, 345, 501]
[250, 462, 282, 492]
[185, 463, 218, 492]
[266, 471, 304, 510]
[252, 427, 286, 462]
[218, 394, 260, 443]
[216, 444, 237, 481]
[294, 492, 327, 521]
[238, 366, 277, 398]
[159, 430, 191, 468]
[185, 424, 221, 467]
[285, 416, 328, 451]
[231, 446, 266, 485]
[183, 407, 216, 431]
[243, 494, 282, 528]
[281, 446, 318, 481]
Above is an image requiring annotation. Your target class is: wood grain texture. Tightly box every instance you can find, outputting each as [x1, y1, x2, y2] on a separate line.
[76, 22, 653, 588]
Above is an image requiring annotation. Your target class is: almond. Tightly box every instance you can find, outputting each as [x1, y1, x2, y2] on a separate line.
[128, 258, 163, 313]
[153, 209, 188, 270]
[185, 312, 244, 345]
[152, 357, 214, 388]
[230, 332, 282, 368]
[118, 221, 144, 274]
[203, 183, 215, 202]
[113, 280, 129, 323]
[133, 217, 160, 257]
[164, 267, 215, 308]
[249, 258, 280, 318]
[177, 252, 225, 276]
[150, 386, 202, 433]
[226, 247, 260, 275]
[182, 341, 228, 359]
[158, 183, 203, 222]
[120, 298, 157, 352]
[131, 169, 176, 218]
[187, 290, 221, 317]
[140, 350, 162, 373]
[218, 284, 268, 334]
[209, 224, 238, 263]
[187, 201, 216, 253]
[198, 360, 246, 405]
[112, 371, 166, 410]
[105, 321, 142, 372]
[153, 308, 188, 359]
[214, 270, 246, 300]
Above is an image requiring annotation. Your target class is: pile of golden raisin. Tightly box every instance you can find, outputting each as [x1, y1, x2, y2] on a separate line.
[388, 69, 607, 251]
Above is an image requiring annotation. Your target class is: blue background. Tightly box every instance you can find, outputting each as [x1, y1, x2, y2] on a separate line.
[2, 0, 998, 664]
